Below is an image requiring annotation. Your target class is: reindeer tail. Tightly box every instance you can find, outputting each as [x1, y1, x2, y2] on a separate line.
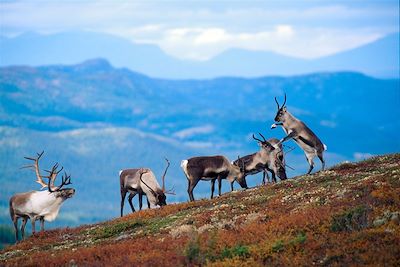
[323, 144, 328, 151]
[9, 197, 15, 221]
[181, 160, 189, 179]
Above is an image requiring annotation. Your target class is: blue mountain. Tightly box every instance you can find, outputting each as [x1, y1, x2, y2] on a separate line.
[0, 31, 398, 79]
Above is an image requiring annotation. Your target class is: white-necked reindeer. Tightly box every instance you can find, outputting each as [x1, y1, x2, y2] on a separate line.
[119, 158, 174, 217]
[233, 133, 287, 184]
[271, 94, 327, 174]
[181, 155, 247, 202]
[9, 152, 75, 242]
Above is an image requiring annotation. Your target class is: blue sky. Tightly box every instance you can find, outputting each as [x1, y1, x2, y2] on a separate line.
[0, 0, 398, 60]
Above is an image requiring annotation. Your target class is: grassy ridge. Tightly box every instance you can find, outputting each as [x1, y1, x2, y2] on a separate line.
[1, 154, 399, 266]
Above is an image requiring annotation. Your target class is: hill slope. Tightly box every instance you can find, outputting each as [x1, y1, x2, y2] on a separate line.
[1, 154, 399, 266]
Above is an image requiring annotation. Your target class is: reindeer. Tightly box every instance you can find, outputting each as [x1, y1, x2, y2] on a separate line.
[119, 158, 174, 217]
[9, 152, 75, 242]
[271, 93, 327, 174]
[181, 155, 247, 202]
[233, 133, 287, 184]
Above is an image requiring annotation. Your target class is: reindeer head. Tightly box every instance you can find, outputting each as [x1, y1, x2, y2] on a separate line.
[139, 158, 174, 207]
[274, 93, 287, 123]
[45, 163, 75, 199]
[252, 133, 275, 152]
[233, 156, 248, 189]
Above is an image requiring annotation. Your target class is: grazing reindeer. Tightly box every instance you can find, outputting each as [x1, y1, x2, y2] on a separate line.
[9, 152, 75, 242]
[271, 94, 327, 174]
[181, 155, 247, 202]
[233, 133, 287, 184]
[119, 158, 174, 217]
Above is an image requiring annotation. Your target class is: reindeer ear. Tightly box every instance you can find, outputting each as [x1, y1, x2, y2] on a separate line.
[282, 106, 287, 112]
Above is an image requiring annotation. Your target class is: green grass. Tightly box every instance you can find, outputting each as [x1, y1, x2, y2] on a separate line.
[330, 205, 370, 232]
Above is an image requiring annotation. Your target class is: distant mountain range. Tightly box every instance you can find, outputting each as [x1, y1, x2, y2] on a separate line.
[0, 31, 399, 79]
[0, 60, 399, 227]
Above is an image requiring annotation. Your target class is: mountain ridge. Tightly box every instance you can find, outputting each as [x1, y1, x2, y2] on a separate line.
[1, 31, 398, 79]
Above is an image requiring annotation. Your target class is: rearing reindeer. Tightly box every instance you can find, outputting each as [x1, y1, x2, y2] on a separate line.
[271, 94, 327, 174]
[9, 152, 75, 242]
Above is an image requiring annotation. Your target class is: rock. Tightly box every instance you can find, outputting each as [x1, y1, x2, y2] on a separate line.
[373, 218, 387, 227]
[390, 212, 400, 224]
[197, 224, 213, 234]
[245, 213, 263, 224]
[169, 224, 195, 238]
[115, 233, 131, 241]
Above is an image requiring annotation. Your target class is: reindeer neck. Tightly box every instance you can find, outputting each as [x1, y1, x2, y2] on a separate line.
[282, 111, 299, 127]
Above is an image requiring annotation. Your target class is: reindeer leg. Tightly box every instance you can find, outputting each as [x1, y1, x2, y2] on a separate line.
[318, 152, 325, 171]
[306, 153, 315, 174]
[128, 192, 136, 213]
[279, 131, 296, 144]
[210, 179, 216, 199]
[120, 190, 127, 217]
[13, 216, 19, 242]
[31, 217, 36, 235]
[147, 197, 150, 209]
[187, 178, 199, 202]
[271, 171, 277, 183]
[138, 192, 143, 210]
[21, 217, 28, 240]
[262, 171, 266, 185]
[40, 217, 45, 232]
[218, 176, 223, 197]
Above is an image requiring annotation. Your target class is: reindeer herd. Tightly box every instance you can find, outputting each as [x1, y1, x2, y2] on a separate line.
[9, 94, 326, 242]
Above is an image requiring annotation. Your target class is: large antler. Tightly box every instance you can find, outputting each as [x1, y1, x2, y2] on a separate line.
[44, 163, 64, 192]
[48, 170, 72, 192]
[162, 158, 175, 195]
[21, 151, 47, 189]
[139, 168, 157, 196]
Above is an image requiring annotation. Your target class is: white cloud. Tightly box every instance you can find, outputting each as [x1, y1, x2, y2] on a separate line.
[320, 120, 337, 128]
[184, 141, 214, 149]
[353, 152, 375, 161]
[173, 124, 214, 139]
[1, 1, 398, 60]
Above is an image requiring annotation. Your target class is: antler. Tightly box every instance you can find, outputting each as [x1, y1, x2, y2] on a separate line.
[48, 170, 72, 192]
[139, 168, 157, 196]
[44, 163, 64, 192]
[274, 93, 287, 109]
[58, 171, 72, 189]
[282, 93, 287, 107]
[252, 134, 264, 143]
[258, 132, 267, 142]
[21, 151, 47, 189]
[161, 158, 170, 192]
[274, 96, 280, 110]
[161, 158, 175, 195]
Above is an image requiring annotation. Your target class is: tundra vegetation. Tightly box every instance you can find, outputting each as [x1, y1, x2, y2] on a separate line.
[1, 154, 399, 266]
